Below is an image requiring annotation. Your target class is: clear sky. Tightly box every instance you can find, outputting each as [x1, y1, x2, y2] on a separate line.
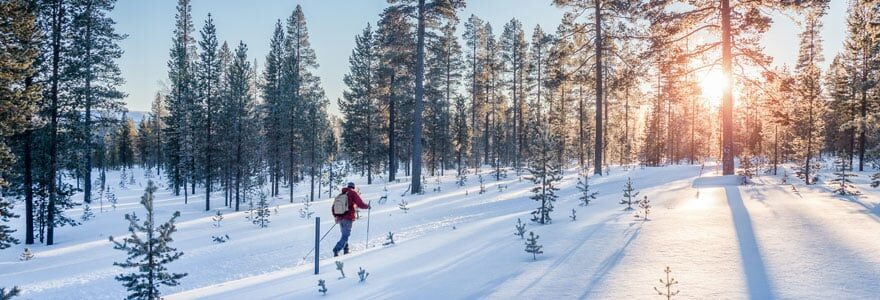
[111, 0, 847, 113]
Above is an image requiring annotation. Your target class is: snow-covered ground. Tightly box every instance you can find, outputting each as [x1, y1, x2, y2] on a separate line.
[2, 162, 879, 299]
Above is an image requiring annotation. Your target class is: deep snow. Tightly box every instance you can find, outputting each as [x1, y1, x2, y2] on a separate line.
[2, 162, 879, 299]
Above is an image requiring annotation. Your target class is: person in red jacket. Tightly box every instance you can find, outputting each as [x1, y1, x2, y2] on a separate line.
[333, 182, 370, 257]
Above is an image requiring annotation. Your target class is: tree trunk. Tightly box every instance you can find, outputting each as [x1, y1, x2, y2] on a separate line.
[593, 0, 603, 176]
[720, 0, 735, 175]
[410, 0, 426, 194]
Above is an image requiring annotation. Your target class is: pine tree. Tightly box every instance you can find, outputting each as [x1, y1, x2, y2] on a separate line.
[225, 41, 258, 211]
[792, 5, 827, 185]
[524, 231, 543, 260]
[196, 14, 222, 211]
[620, 177, 639, 210]
[109, 181, 186, 300]
[841, 1, 880, 172]
[317, 279, 328, 295]
[253, 190, 270, 228]
[164, 0, 197, 198]
[577, 173, 598, 206]
[528, 125, 562, 224]
[398, 199, 409, 213]
[335, 260, 345, 279]
[1, 0, 40, 247]
[340, 24, 383, 185]
[654, 266, 680, 300]
[66, 0, 126, 205]
[212, 210, 223, 227]
[569, 209, 576, 221]
[0, 286, 21, 300]
[19, 247, 33, 261]
[358, 267, 369, 282]
[501, 18, 528, 173]
[636, 195, 651, 220]
[0, 192, 18, 249]
[870, 173, 879, 188]
[830, 156, 859, 196]
[514, 217, 526, 239]
[383, 231, 395, 246]
[262, 20, 285, 196]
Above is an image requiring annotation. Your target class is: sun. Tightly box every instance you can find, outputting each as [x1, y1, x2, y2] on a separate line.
[699, 69, 727, 107]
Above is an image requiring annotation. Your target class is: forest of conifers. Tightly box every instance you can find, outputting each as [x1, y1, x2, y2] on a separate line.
[1, 0, 877, 249]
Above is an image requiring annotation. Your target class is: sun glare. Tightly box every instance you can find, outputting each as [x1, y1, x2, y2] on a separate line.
[700, 69, 727, 107]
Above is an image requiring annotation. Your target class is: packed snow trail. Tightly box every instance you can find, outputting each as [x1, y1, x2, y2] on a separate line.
[2, 165, 880, 299]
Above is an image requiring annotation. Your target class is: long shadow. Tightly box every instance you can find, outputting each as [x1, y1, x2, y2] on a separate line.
[725, 186, 775, 299]
[578, 226, 642, 299]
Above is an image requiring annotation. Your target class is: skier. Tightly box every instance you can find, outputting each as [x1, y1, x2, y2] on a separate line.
[332, 182, 371, 257]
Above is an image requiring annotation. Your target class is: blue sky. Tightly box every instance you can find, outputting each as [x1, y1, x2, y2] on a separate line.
[112, 0, 847, 113]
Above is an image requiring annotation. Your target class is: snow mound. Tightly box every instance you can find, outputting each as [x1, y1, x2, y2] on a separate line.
[692, 175, 743, 188]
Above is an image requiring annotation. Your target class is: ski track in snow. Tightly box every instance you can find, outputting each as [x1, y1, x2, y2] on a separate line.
[1, 164, 880, 299]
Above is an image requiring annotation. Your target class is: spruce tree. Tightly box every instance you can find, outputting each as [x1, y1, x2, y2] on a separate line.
[164, 0, 197, 199]
[225, 41, 258, 211]
[109, 181, 186, 300]
[528, 124, 561, 224]
[0, 0, 39, 249]
[341, 24, 383, 185]
[196, 14, 221, 211]
[0, 286, 21, 300]
[792, 5, 826, 185]
[524, 231, 543, 260]
[66, 0, 126, 204]
[577, 172, 598, 206]
[253, 190, 270, 228]
[620, 177, 638, 210]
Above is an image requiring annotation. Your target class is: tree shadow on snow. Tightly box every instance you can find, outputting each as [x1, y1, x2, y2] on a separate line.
[578, 225, 642, 299]
[725, 186, 776, 299]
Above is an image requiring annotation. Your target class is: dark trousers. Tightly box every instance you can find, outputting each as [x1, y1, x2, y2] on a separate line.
[333, 219, 353, 252]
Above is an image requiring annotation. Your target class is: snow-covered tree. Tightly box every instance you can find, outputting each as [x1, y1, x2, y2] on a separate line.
[19, 248, 33, 261]
[524, 231, 543, 260]
[569, 209, 576, 221]
[528, 125, 562, 224]
[317, 279, 328, 295]
[358, 267, 369, 282]
[620, 177, 639, 210]
[636, 195, 651, 220]
[830, 156, 859, 196]
[398, 199, 409, 213]
[0, 193, 18, 249]
[212, 210, 223, 227]
[109, 181, 186, 300]
[383, 231, 395, 246]
[0, 286, 21, 299]
[577, 173, 598, 206]
[253, 190, 270, 228]
[792, 5, 827, 185]
[335, 260, 345, 279]
[514, 218, 526, 239]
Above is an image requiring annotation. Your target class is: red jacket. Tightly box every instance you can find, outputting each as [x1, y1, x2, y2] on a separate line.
[334, 187, 370, 222]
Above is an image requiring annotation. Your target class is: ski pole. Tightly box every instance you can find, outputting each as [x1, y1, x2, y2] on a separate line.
[302, 221, 337, 261]
[365, 200, 372, 249]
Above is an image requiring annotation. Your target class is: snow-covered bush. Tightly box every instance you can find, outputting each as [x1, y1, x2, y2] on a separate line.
[212, 211, 224, 227]
[398, 199, 409, 213]
[620, 177, 639, 210]
[524, 231, 543, 260]
[19, 248, 33, 261]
